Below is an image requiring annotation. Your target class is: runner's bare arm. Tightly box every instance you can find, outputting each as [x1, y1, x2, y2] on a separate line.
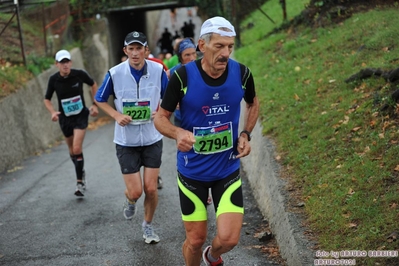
[154, 107, 195, 152]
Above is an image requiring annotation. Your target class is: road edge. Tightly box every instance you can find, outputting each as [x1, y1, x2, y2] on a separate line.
[240, 101, 315, 266]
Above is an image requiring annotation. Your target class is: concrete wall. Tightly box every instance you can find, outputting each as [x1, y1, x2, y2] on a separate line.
[80, 18, 111, 88]
[0, 65, 60, 173]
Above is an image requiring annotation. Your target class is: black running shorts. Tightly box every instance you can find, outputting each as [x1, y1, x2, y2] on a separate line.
[115, 139, 163, 174]
[177, 169, 243, 221]
[58, 108, 89, 137]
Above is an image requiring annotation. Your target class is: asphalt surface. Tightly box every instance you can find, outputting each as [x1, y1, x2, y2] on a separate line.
[0, 119, 282, 266]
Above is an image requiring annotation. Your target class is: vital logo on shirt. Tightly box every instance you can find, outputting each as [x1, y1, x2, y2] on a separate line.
[202, 104, 230, 117]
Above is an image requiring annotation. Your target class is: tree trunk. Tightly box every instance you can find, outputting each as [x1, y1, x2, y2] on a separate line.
[279, 0, 287, 21]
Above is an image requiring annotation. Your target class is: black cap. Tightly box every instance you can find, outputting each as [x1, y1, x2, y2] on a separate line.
[124, 31, 147, 46]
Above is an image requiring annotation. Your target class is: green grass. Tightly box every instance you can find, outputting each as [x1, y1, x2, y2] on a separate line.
[235, 1, 399, 265]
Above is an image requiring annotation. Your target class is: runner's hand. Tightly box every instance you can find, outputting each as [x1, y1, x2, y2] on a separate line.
[89, 105, 99, 117]
[235, 136, 251, 159]
[51, 111, 61, 122]
[176, 129, 196, 152]
[115, 113, 132, 127]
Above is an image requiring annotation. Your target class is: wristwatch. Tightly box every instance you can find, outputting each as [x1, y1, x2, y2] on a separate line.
[240, 130, 252, 141]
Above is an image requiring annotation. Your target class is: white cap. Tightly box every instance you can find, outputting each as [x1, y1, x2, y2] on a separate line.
[199, 16, 236, 38]
[55, 50, 71, 62]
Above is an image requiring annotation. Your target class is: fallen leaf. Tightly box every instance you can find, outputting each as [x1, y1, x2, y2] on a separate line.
[342, 115, 350, 124]
[348, 223, 358, 228]
[296, 202, 305, 207]
[386, 231, 398, 242]
[7, 166, 23, 173]
[342, 213, 351, 218]
[88, 116, 112, 130]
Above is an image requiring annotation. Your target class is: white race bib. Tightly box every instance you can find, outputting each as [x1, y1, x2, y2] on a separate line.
[61, 95, 83, 116]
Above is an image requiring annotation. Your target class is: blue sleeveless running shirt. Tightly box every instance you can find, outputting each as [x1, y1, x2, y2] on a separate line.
[178, 59, 244, 181]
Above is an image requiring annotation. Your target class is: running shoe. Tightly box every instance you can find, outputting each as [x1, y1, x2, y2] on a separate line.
[123, 199, 137, 220]
[142, 224, 160, 244]
[157, 176, 163, 189]
[74, 183, 84, 197]
[202, 245, 224, 266]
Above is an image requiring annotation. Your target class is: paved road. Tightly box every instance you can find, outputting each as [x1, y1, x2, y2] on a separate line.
[0, 118, 280, 266]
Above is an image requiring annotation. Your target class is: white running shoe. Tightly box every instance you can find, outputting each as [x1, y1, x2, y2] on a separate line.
[142, 224, 160, 244]
[74, 183, 84, 197]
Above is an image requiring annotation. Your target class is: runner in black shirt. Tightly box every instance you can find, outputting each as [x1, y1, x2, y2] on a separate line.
[44, 49, 98, 197]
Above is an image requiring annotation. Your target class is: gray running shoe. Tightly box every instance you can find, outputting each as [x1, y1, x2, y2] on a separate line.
[142, 224, 160, 244]
[74, 183, 84, 197]
[123, 199, 137, 220]
[157, 176, 163, 189]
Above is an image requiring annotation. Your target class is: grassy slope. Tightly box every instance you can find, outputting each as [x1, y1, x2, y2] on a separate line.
[235, 1, 399, 265]
[0, 12, 54, 99]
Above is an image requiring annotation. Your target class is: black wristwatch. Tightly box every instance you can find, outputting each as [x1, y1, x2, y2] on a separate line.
[240, 130, 252, 141]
